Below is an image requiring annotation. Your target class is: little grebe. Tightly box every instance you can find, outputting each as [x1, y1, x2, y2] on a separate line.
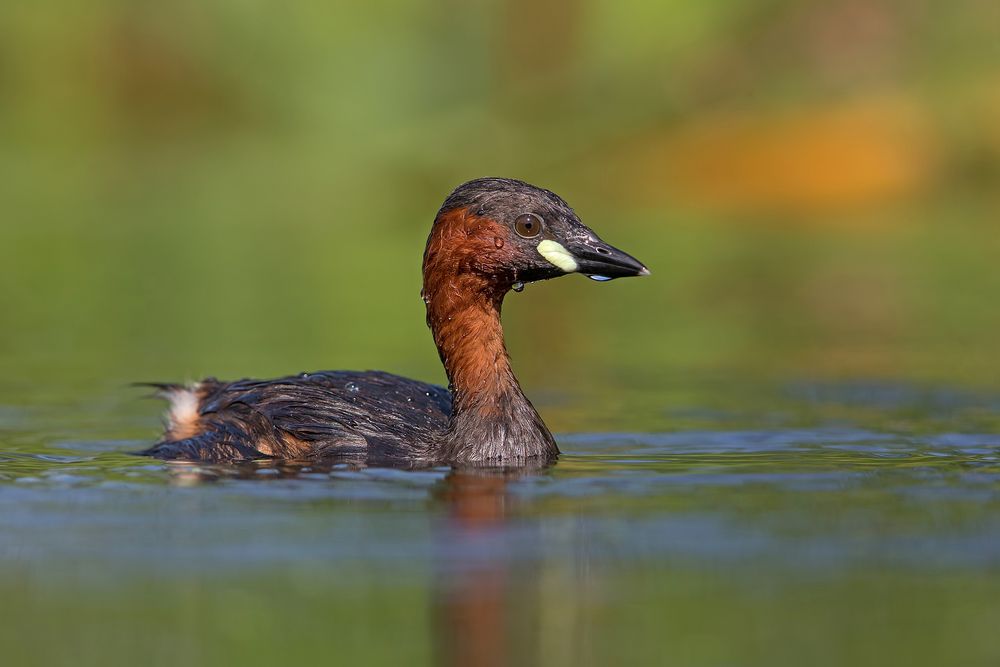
[143, 178, 648, 466]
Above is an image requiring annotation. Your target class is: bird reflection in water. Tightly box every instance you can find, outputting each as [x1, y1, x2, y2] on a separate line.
[431, 468, 545, 667]
[160, 461, 551, 666]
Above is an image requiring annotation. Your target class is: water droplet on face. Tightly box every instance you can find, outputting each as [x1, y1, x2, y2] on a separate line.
[494, 237, 504, 249]
[345, 381, 360, 393]
[420, 289, 429, 304]
[587, 275, 613, 282]
[512, 281, 525, 292]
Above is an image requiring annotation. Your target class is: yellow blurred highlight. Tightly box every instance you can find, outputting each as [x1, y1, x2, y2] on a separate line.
[627, 96, 936, 216]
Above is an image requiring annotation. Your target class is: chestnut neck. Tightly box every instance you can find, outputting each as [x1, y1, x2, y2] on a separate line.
[422, 209, 558, 465]
[426, 273, 511, 401]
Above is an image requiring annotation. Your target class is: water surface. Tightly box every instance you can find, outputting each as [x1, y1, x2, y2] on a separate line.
[2, 382, 999, 666]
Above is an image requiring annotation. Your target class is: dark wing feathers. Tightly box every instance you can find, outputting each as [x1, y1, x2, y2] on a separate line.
[147, 370, 452, 463]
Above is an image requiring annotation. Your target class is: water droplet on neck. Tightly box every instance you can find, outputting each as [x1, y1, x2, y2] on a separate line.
[512, 281, 525, 292]
[420, 289, 429, 304]
[587, 274, 613, 282]
[344, 381, 360, 393]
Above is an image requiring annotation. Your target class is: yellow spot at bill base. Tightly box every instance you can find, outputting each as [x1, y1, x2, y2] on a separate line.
[537, 240, 578, 272]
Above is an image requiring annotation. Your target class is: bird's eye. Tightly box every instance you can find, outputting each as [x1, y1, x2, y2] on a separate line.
[514, 213, 543, 238]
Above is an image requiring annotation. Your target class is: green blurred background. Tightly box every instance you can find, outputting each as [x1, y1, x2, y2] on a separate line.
[1, 0, 998, 418]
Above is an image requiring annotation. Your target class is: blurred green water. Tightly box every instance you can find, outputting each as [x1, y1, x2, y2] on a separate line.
[3, 420, 1000, 667]
[4, 568, 1000, 667]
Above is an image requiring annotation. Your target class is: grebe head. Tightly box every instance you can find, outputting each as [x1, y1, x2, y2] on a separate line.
[421, 178, 646, 465]
[424, 177, 649, 291]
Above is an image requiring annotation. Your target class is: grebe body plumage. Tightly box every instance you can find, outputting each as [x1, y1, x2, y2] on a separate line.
[143, 178, 648, 467]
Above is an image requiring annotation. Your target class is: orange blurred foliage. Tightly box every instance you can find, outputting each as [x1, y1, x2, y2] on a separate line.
[619, 96, 937, 218]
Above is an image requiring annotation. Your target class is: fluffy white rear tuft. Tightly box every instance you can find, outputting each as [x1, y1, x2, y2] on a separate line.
[165, 385, 202, 439]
